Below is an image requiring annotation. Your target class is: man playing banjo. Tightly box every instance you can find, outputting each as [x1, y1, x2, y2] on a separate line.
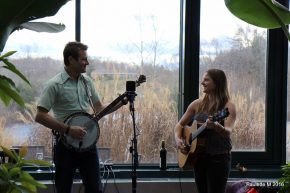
[35, 41, 127, 193]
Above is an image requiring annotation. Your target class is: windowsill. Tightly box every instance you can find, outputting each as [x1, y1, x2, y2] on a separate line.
[35, 177, 283, 193]
[24, 164, 283, 181]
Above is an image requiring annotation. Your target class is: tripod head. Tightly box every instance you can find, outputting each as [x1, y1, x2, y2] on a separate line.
[126, 81, 137, 103]
[125, 75, 146, 103]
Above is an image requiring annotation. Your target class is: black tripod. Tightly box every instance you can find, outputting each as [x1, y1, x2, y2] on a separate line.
[126, 80, 139, 193]
[114, 75, 145, 193]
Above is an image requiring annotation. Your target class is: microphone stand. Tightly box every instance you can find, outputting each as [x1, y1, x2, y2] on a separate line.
[122, 76, 146, 193]
[126, 90, 138, 193]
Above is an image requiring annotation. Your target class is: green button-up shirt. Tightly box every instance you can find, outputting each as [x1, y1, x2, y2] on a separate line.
[37, 69, 100, 122]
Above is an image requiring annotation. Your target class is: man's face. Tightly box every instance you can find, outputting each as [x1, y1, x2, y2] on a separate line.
[69, 50, 89, 74]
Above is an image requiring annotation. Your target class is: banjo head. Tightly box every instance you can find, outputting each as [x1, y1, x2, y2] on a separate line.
[62, 112, 100, 152]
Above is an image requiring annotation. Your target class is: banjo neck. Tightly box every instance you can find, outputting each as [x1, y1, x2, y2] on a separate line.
[94, 93, 127, 121]
[93, 75, 146, 121]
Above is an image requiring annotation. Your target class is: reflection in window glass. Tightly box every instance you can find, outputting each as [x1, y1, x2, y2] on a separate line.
[0, 0, 180, 164]
[200, 0, 267, 151]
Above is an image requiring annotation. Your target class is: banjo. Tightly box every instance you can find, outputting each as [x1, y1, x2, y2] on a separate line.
[60, 75, 146, 152]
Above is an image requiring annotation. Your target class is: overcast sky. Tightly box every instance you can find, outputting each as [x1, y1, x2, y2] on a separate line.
[2, 0, 262, 63]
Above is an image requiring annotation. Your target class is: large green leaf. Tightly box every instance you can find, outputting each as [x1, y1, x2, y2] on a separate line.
[225, 0, 290, 40]
[0, 51, 29, 106]
[0, 0, 70, 51]
[0, 79, 25, 106]
[19, 171, 47, 188]
[24, 159, 52, 167]
[0, 165, 9, 180]
[8, 167, 21, 179]
[1, 58, 31, 86]
[0, 50, 16, 58]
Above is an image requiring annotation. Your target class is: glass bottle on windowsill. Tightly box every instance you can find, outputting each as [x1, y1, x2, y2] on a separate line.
[160, 140, 167, 170]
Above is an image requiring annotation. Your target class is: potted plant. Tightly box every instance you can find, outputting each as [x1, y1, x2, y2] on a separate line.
[0, 146, 51, 193]
[0, 1, 69, 193]
[278, 163, 290, 193]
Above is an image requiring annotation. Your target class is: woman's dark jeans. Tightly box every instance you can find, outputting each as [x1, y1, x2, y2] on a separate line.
[194, 148, 231, 193]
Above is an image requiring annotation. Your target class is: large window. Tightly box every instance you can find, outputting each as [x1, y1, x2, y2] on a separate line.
[200, 0, 267, 152]
[1, 0, 287, 173]
[0, 0, 180, 164]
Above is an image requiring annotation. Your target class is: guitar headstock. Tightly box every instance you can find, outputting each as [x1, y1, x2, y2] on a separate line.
[136, 75, 146, 87]
[212, 108, 230, 122]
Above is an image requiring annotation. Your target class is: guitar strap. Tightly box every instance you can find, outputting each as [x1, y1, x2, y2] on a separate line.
[81, 75, 97, 115]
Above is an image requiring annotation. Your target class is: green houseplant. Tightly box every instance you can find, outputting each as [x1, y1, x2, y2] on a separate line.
[0, 0, 69, 51]
[279, 171, 290, 192]
[279, 163, 290, 193]
[0, 146, 51, 193]
[0, 1, 69, 192]
[0, 51, 31, 107]
[0, 0, 69, 106]
[225, 0, 290, 41]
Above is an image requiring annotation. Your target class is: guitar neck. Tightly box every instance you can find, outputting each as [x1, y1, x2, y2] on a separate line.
[190, 108, 229, 140]
[191, 122, 207, 140]
[95, 93, 127, 121]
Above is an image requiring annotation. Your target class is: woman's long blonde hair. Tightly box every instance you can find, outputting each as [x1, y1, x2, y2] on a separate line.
[197, 69, 230, 114]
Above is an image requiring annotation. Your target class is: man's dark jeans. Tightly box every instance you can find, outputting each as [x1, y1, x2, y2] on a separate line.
[53, 141, 102, 193]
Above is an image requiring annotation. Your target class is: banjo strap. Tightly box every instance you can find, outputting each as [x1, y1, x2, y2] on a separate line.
[81, 75, 97, 115]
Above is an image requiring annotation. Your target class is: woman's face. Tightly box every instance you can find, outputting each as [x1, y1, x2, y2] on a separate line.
[201, 73, 216, 94]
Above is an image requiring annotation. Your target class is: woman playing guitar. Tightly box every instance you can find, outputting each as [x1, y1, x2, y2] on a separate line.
[174, 69, 237, 193]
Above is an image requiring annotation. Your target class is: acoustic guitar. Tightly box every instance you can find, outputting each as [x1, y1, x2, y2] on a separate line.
[177, 108, 229, 170]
